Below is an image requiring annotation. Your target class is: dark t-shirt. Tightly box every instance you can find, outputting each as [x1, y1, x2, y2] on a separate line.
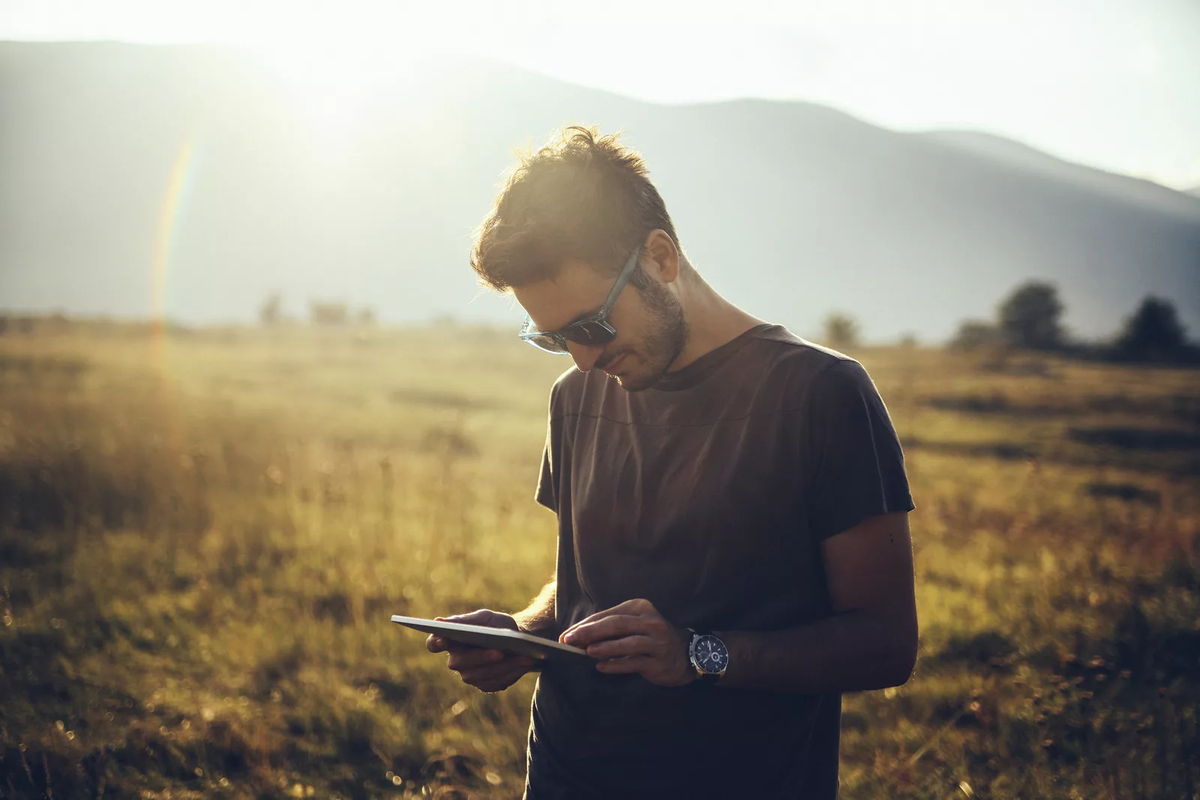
[525, 324, 913, 800]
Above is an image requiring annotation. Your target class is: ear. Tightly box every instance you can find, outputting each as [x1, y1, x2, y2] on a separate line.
[642, 229, 680, 285]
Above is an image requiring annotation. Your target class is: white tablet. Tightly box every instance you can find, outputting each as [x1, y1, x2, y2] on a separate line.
[391, 615, 594, 662]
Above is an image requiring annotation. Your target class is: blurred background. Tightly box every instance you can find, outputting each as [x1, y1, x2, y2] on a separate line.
[1, 2, 1198, 798]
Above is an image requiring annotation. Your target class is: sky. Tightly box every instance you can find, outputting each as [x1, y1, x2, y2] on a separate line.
[3, 0, 1200, 189]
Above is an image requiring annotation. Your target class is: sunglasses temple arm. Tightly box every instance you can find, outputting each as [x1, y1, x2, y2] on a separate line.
[599, 248, 640, 313]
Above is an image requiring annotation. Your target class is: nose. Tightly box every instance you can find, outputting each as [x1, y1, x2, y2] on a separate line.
[566, 341, 604, 372]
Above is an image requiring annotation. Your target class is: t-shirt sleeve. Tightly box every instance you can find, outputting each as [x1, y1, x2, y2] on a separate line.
[535, 387, 559, 512]
[536, 437, 556, 511]
[804, 359, 914, 542]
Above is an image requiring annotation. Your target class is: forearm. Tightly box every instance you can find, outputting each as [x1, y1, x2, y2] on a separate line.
[718, 609, 917, 694]
[513, 578, 558, 637]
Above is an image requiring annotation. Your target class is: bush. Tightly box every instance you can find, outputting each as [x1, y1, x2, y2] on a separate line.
[309, 301, 348, 326]
[259, 293, 283, 326]
[1113, 296, 1195, 363]
[823, 313, 860, 349]
[998, 281, 1064, 351]
[950, 320, 1002, 352]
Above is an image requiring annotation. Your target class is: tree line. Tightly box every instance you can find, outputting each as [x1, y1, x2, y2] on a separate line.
[259, 294, 376, 327]
[821, 283, 1196, 365]
[950, 283, 1198, 364]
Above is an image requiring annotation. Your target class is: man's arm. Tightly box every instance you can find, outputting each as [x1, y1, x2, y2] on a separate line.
[562, 513, 918, 693]
[514, 579, 558, 637]
[718, 512, 917, 692]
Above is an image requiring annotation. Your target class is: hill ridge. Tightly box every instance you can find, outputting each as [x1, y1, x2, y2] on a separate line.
[1, 41, 1197, 343]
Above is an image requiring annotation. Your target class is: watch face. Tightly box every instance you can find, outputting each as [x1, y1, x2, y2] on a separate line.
[694, 635, 729, 674]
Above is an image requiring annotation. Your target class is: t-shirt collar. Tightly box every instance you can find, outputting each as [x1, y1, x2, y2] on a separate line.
[651, 323, 778, 392]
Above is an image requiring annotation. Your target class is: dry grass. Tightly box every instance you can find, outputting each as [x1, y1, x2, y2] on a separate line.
[1, 322, 1197, 799]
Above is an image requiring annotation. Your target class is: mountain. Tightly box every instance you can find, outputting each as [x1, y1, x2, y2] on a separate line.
[920, 130, 1200, 223]
[2, 41, 1198, 343]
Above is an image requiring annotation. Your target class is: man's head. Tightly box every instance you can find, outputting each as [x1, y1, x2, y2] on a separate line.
[470, 126, 692, 391]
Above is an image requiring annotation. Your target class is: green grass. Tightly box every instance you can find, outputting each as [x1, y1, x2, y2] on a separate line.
[1, 323, 1197, 799]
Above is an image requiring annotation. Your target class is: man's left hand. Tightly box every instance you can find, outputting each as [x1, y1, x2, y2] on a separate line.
[560, 599, 694, 687]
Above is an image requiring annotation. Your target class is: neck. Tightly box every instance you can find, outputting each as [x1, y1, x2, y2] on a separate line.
[668, 276, 765, 372]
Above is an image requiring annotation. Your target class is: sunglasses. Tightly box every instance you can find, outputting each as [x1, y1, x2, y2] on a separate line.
[518, 248, 641, 354]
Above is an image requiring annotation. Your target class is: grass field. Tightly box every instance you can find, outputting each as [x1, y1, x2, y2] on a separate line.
[1, 321, 1198, 799]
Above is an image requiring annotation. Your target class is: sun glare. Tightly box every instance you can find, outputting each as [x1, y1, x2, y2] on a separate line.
[252, 46, 378, 139]
[248, 40, 438, 142]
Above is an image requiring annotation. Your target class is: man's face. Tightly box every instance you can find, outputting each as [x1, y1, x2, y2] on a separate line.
[514, 260, 688, 392]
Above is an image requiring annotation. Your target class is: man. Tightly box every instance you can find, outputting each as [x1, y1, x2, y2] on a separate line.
[427, 126, 918, 799]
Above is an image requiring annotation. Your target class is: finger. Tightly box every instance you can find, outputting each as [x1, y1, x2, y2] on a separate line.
[449, 650, 538, 672]
[586, 634, 656, 660]
[458, 662, 535, 690]
[559, 600, 655, 641]
[595, 655, 652, 675]
[439, 610, 514, 629]
[472, 667, 534, 693]
[565, 615, 648, 646]
[562, 615, 647, 647]
[559, 603, 630, 639]
[473, 677, 515, 693]
[458, 657, 535, 681]
[428, 635, 483, 655]
[446, 649, 507, 671]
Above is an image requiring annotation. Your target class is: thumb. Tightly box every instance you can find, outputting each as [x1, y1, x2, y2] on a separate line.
[439, 609, 512, 629]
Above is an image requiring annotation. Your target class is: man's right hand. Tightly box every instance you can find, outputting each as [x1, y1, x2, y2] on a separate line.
[426, 609, 540, 693]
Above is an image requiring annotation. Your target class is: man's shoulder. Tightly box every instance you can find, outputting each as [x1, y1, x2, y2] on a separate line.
[748, 326, 868, 397]
[551, 365, 581, 393]
[751, 325, 855, 369]
[549, 367, 588, 398]
[546, 366, 594, 413]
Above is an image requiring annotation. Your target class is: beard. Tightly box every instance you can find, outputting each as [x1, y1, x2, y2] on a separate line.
[617, 280, 689, 392]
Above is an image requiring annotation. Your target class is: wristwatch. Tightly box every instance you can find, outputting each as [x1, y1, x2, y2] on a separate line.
[686, 628, 729, 684]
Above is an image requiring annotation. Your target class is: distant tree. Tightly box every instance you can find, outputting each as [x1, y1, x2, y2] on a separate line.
[259, 293, 283, 326]
[898, 332, 919, 349]
[950, 320, 1002, 352]
[357, 307, 377, 327]
[998, 281, 1064, 350]
[1114, 296, 1190, 361]
[309, 301, 348, 326]
[823, 313, 860, 349]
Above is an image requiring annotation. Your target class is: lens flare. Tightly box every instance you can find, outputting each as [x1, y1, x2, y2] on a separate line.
[153, 137, 197, 332]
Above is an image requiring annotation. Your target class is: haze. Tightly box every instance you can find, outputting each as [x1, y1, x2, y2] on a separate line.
[6, 0, 1200, 189]
[2, 1, 1198, 340]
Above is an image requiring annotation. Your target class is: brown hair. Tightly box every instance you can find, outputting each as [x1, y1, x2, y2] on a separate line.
[470, 125, 683, 292]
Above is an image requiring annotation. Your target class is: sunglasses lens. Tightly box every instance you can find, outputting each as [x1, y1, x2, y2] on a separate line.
[525, 333, 569, 354]
[567, 321, 616, 347]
